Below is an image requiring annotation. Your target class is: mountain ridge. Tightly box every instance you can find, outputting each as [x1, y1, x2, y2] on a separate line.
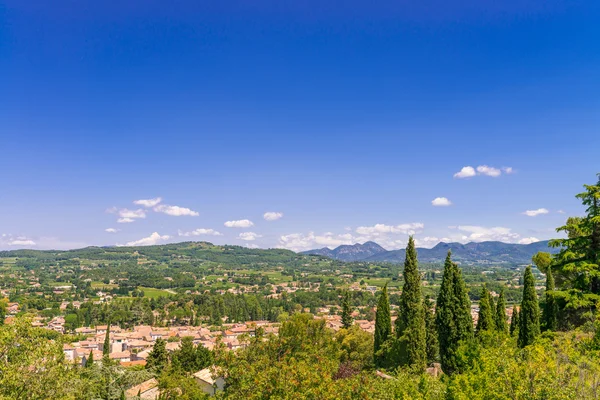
[302, 240, 557, 264]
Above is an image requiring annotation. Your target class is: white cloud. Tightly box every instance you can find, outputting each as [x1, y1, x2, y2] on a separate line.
[9, 239, 36, 246]
[518, 237, 540, 245]
[431, 197, 452, 207]
[109, 207, 146, 223]
[557, 210, 566, 214]
[355, 223, 424, 236]
[476, 165, 501, 177]
[453, 225, 520, 242]
[453, 166, 476, 179]
[245, 243, 260, 249]
[154, 204, 199, 217]
[105, 228, 119, 233]
[263, 212, 283, 221]
[224, 219, 254, 228]
[522, 208, 549, 217]
[278, 232, 355, 251]
[454, 165, 512, 178]
[133, 197, 162, 207]
[119, 232, 170, 247]
[178, 228, 223, 237]
[238, 232, 263, 241]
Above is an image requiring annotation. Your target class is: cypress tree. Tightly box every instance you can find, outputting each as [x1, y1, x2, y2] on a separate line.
[518, 265, 540, 348]
[373, 283, 391, 367]
[476, 285, 494, 335]
[423, 296, 438, 365]
[103, 323, 111, 358]
[495, 288, 508, 334]
[86, 350, 94, 367]
[436, 251, 473, 374]
[341, 291, 353, 329]
[146, 338, 169, 372]
[510, 305, 519, 337]
[452, 264, 474, 342]
[395, 236, 427, 370]
[544, 267, 558, 331]
[435, 251, 457, 372]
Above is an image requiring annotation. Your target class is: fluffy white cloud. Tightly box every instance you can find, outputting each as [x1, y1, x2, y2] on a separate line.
[9, 239, 36, 246]
[133, 197, 162, 207]
[154, 204, 199, 217]
[105, 228, 119, 233]
[245, 243, 260, 249]
[263, 212, 283, 221]
[453, 225, 520, 242]
[522, 208, 549, 217]
[238, 232, 263, 241]
[224, 219, 254, 228]
[453, 166, 476, 178]
[109, 207, 146, 223]
[178, 228, 223, 237]
[518, 237, 540, 244]
[120, 232, 170, 247]
[454, 165, 512, 178]
[476, 165, 501, 177]
[278, 232, 355, 251]
[355, 223, 424, 236]
[431, 197, 452, 207]
[557, 210, 566, 214]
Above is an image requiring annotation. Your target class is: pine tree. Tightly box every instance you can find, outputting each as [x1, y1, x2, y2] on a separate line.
[102, 323, 111, 358]
[373, 283, 391, 367]
[423, 297, 438, 365]
[544, 267, 558, 331]
[146, 338, 169, 372]
[476, 285, 494, 335]
[86, 350, 94, 367]
[436, 251, 473, 374]
[510, 305, 519, 337]
[395, 236, 427, 370]
[341, 291, 353, 329]
[495, 288, 508, 334]
[518, 265, 541, 348]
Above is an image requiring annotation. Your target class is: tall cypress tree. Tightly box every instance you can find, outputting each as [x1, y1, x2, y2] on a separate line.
[341, 291, 353, 329]
[436, 251, 473, 374]
[103, 323, 111, 358]
[476, 285, 494, 335]
[510, 305, 520, 337]
[373, 283, 391, 367]
[495, 288, 508, 334]
[395, 237, 427, 370]
[544, 267, 558, 331]
[518, 265, 540, 348]
[86, 350, 94, 368]
[423, 296, 438, 365]
[436, 251, 457, 372]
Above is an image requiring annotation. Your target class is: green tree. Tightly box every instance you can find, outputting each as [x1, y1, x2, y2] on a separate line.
[86, 350, 94, 368]
[147, 338, 169, 373]
[435, 251, 473, 374]
[172, 336, 213, 373]
[510, 305, 520, 337]
[544, 267, 558, 331]
[494, 288, 508, 334]
[395, 236, 427, 370]
[518, 265, 541, 348]
[341, 291, 353, 329]
[103, 323, 111, 358]
[423, 296, 438, 365]
[373, 283, 391, 367]
[476, 285, 494, 335]
[0, 298, 7, 325]
[548, 174, 600, 316]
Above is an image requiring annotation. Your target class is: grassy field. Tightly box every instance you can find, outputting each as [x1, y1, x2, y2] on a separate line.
[91, 281, 118, 290]
[139, 287, 172, 298]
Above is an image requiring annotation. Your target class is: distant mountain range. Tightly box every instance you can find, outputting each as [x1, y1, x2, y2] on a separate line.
[302, 240, 557, 265]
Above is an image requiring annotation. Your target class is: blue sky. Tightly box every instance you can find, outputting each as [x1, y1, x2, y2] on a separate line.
[1, 0, 599, 251]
